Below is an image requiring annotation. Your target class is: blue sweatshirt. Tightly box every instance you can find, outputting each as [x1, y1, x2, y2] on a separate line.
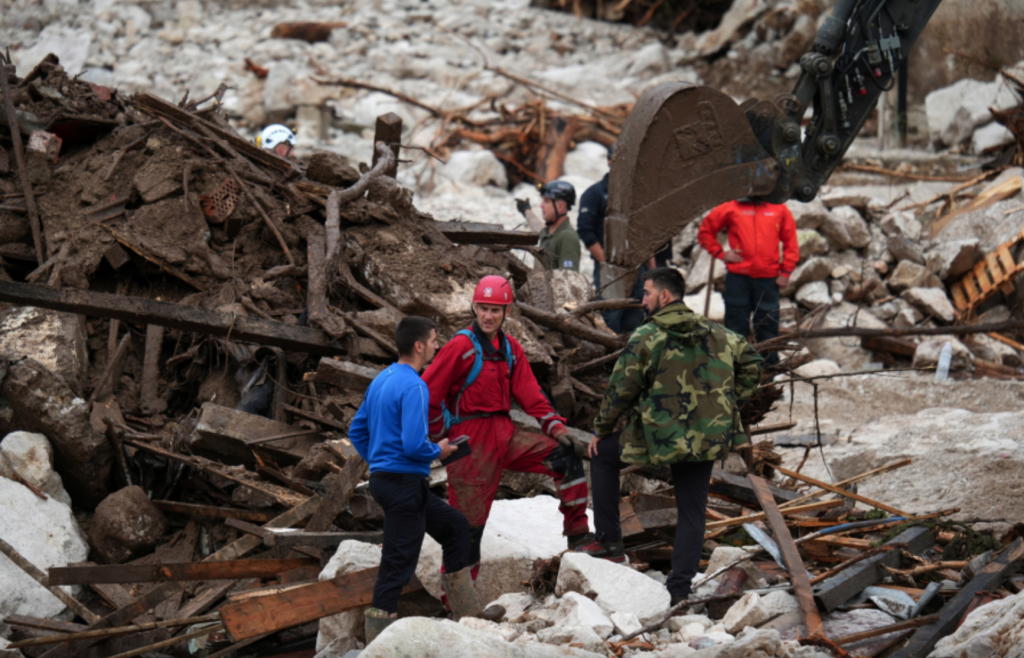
[348, 363, 441, 476]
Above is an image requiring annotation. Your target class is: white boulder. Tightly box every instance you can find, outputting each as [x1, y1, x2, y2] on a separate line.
[930, 588, 1024, 658]
[793, 359, 841, 379]
[761, 590, 800, 617]
[786, 198, 829, 230]
[972, 122, 1015, 154]
[795, 281, 831, 309]
[563, 141, 610, 181]
[361, 617, 605, 657]
[686, 248, 727, 294]
[926, 239, 978, 281]
[912, 338, 973, 372]
[705, 547, 761, 588]
[609, 610, 642, 636]
[316, 540, 383, 651]
[900, 288, 956, 324]
[555, 551, 671, 621]
[0, 432, 71, 506]
[486, 592, 535, 623]
[416, 498, 593, 609]
[551, 591, 614, 639]
[926, 77, 1021, 147]
[441, 150, 509, 189]
[722, 592, 770, 635]
[0, 478, 89, 621]
[683, 291, 725, 323]
[458, 617, 521, 642]
[819, 206, 871, 250]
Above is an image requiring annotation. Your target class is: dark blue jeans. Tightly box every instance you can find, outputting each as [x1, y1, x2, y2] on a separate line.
[590, 433, 715, 600]
[369, 471, 471, 612]
[724, 273, 780, 365]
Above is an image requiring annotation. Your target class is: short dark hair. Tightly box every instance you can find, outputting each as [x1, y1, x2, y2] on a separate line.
[395, 316, 436, 357]
[643, 267, 686, 299]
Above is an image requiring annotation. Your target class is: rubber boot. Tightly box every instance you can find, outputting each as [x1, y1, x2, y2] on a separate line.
[364, 607, 397, 645]
[442, 565, 484, 621]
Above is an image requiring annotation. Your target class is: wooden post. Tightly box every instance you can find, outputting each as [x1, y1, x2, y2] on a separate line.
[139, 325, 167, 415]
[748, 474, 823, 638]
[373, 113, 402, 178]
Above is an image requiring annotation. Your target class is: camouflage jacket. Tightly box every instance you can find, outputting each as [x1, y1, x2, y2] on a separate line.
[593, 301, 764, 465]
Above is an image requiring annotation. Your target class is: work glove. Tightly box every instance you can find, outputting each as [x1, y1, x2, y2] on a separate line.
[515, 198, 531, 217]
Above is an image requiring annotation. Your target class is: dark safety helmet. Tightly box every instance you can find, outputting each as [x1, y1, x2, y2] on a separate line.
[538, 180, 576, 210]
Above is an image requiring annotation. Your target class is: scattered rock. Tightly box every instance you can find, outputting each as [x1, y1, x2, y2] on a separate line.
[459, 617, 522, 642]
[887, 236, 925, 266]
[929, 588, 1024, 658]
[306, 151, 361, 187]
[886, 260, 932, 293]
[360, 617, 605, 657]
[783, 257, 833, 294]
[555, 551, 672, 621]
[551, 591, 614, 639]
[796, 230, 829, 260]
[0, 432, 71, 506]
[705, 547, 760, 591]
[609, 610, 642, 636]
[686, 248, 727, 294]
[972, 122, 1015, 154]
[901, 287, 956, 323]
[795, 281, 830, 309]
[879, 211, 923, 242]
[0, 477, 89, 620]
[441, 150, 509, 188]
[925, 77, 1021, 147]
[787, 198, 829, 230]
[912, 338, 973, 372]
[486, 592, 536, 623]
[792, 359, 841, 379]
[722, 592, 770, 634]
[803, 302, 889, 370]
[760, 591, 800, 617]
[88, 485, 168, 563]
[0, 308, 88, 396]
[926, 239, 978, 281]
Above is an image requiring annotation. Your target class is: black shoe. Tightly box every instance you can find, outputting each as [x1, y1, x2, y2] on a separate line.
[574, 537, 626, 563]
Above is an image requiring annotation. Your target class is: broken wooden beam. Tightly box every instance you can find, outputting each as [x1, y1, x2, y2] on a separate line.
[262, 529, 384, 548]
[779, 459, 912, 510]
[219, 567, 422, 641]
[710, 468, 802, 507]
[194, 402, 322, 466]
[373, 112, 402, 178]
[0, 280, 344, 356]
[306, 454, 367, 532]
[435, 221, 540, 246]
[861, 335, 917, 357]
[890, 538, 1024, 658]
[775, 465, 912, 517]
[749, 474, 823, 638]
[518, 302, 625, 350]
[813, 525, 932, 613]
[48, 558, 318, 586]
[703, 499, 844, 531]
[311, 357, 380, 392]
[150, 501, 277, 523]
[6, 615, 220, 649]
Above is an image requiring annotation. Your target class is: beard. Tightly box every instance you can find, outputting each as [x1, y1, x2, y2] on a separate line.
[645, 299, 662, 318]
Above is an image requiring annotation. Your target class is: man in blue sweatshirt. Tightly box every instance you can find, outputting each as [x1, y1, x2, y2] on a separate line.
[349, 316, 479, 643]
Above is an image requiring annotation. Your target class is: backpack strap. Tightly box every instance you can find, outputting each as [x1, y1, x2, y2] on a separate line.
[443, 328, 516, 429]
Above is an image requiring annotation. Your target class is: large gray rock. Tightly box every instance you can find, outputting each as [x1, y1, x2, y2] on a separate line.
[930, 588, 1024, 658]
[794, 281, 831, 309]
[887, 260, 932, 294]
[556, 551, 671, 621]
[925, 77, 1021, 147]
[819, 206, 871, 250]
[926, 239, 979, 281]
[933, 169, 1024, 253]
[901, 288, 956, 324]
[89, 485, 168, 563]
[912, 338, 973, 372]
[722, 593, 769, 635]
[0, 432, 71, 506]
[441, 150, 508, 188]
[686, 248, 727, 294]
[963, 333, 1022, 367]
[550, 592, 614, 639]
[878, 211, 923, 242]
[887, 236, 924, 266]
[0, 308, 88, 396]
[786, 198, 829, 230]
[360, 617, 604, 657]
[316, 541, 383, 651]
[783, 257, 833, 295]
[803, 302, 889, 370]
[0, 477, 89, 621]
[972, 122, 1015, 154]
[416, 498, 593, 609]
[688, 627, 781, 657]
[1, 358, 113, 507]
[796, 230, 828, 261]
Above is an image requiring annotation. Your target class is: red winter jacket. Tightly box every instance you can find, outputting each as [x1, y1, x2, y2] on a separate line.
[422, 330, 566, 440]
[697, 200, 799, 279]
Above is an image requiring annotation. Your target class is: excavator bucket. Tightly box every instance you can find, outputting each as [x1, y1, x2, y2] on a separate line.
[602, 82, 781, 296]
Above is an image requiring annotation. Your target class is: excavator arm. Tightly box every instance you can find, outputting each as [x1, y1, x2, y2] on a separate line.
[603, 0, 944, 296]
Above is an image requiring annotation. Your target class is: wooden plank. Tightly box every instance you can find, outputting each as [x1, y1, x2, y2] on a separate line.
[49, 559, 318, 586]
[220, 567, 422, 641]
[37, 495, 322, 658]
[862, 335, 917, 357]
[3, 616, 88, 633]
[749, 474, 823, 638]
[150, 501, 276, 523]
[373, 112, 402, 178]
[774, 465, 912, 517]
[812, 526, 932, 613]
[306, 454, 367, 532]
[704, 499, 844, 531]
[263, 529, 383, 548]
[779, 459, 912, 510]
[435, 221, 540, 246]
[619, 499, 644, 538]
[635, 508, 679, 531]
[890, 538, 1024, 658]
[311, 357, 380, 392]
[0, 280, 343, 356]
[139, 325, 166, 415]
[710, 468, 802, 507]
[283, 404, 347, 431]
[834, 614, 940, 646]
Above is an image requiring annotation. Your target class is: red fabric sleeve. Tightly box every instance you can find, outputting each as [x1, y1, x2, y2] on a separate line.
[421, 334, 474, 439]
[507, 337, 566, 435]
[778, 204, 799, 275]
[697, 204, 729, 259]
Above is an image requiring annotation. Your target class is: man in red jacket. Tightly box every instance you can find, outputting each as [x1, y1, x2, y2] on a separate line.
[423, 275, 591, 573]
[697, 199, 798, 365]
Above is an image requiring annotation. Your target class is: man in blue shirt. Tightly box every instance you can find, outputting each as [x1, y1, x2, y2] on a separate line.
[349, 316, 478, 643]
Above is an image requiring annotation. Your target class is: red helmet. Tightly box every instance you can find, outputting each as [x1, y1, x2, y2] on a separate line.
[473, 275, 513, 305]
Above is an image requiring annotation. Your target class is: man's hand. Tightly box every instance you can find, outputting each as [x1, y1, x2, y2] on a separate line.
[776, 274, 790, 288]
[550, 425, 571, 447]
[723, 250, 744, 264]
[515, 198, 531, 217]
[437, 438, 454, 461]
[587, 435, 601, 459]
[588, 243, 606, 263]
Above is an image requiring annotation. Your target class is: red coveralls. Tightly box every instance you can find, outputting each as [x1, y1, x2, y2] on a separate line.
[422, 330, 590, 540]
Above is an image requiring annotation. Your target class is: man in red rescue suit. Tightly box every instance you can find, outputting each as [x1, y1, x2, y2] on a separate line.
[423, 275, 592, 577]
[697, 199, 799, 365]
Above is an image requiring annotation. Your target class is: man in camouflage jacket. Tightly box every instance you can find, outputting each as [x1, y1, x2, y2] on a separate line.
[575, 267, 763, 603]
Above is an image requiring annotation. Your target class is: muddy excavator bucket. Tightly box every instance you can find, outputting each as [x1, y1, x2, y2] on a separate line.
[602, 82, 781, 297]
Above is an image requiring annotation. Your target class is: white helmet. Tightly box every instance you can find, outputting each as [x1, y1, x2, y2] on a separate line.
[257, 124, 296, 150]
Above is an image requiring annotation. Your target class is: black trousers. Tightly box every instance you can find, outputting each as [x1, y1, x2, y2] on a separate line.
[591, 434, 715, 599]
[369, 471, 471, 613]
[723, 272, 780, 365]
